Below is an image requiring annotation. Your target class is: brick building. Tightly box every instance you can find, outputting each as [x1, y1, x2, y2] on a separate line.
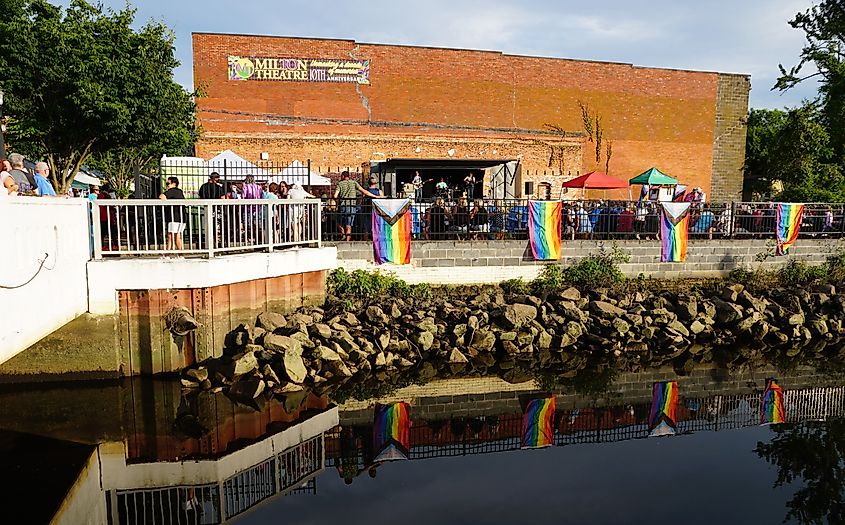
[192, 33, 750, 202]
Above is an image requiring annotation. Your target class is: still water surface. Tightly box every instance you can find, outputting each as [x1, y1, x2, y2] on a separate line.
[1, 365, 843, 524]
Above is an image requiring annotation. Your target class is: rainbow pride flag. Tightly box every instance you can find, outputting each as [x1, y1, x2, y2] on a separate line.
[659, 202, 691, 263]
[649, 381, 679, 437]
[776, 203, 804, 256]
[761, 378, 786, 425]
[521, 396, 556, 449]
[528, 200, 562, 260]
[372, 199, 412, 265]
[372, 402, 411, 462]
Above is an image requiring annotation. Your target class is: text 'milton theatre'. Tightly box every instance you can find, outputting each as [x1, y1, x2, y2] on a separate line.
[193, 32, 750, 201]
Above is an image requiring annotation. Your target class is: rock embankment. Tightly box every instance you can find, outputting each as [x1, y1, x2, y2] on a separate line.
[181, 282, 845, 404]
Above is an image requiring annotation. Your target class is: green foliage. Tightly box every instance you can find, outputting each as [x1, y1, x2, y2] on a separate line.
[755, 420, 845, 524]
[559, 244, 629, 289]
[764, 1, 845, 202]
[530, 264, 566, 294]
[778, 260, 827, 287]
[0, 0, 199, 193]
[500, 278, 530, 295]
[826, 247, 845, 282]
[327, 268, 431, 301]
[744, 106, 845, 202]
[777, 0, 845, 159]
[728, 267, 756, 286]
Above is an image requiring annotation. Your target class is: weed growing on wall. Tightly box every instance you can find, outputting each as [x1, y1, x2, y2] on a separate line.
[327, 268, 432, 300]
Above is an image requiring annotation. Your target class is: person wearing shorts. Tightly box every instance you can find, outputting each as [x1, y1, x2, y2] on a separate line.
[333, 170, 380, 241]
[160, 176, 186, 251]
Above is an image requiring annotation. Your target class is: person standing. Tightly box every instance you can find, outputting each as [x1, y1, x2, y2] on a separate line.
[463, 171, 477, 201]
[159, 176, 186, 252]
[333, 171, 380, 241]
[33, 162, 56, 197]
[198, 172, 225, 199]
[412, 171, 423, 201]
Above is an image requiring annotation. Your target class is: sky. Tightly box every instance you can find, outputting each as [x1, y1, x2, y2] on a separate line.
[61, 0, 822, 109]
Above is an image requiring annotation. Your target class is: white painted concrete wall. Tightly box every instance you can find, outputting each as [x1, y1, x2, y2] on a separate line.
[0, 198, 91, 364]
[51, 450, 107, 525]
[87, 246, 337, 315]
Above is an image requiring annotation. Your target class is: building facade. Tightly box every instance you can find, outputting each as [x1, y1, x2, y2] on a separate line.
[193, 33, 750, 202]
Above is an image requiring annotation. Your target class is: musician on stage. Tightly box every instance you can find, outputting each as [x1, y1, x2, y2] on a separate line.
[412, 171, 423, 201]
[435, 177, 449, 196]
[463, 171, 477, 201]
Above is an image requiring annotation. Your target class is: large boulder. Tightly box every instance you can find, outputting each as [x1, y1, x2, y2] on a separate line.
[448, 349, 469, 364]
[503, 303, 538, 329]
[228, 378, 265, 402]
[469, 329, 496, 353]
[281, 350, 308, 384]
[590, 301, 626, 319]
[309, 323, 333, 340]
[412, 331, 435, 351]
[559, 287, 581, 302]
[256, 312, 287, 332]
[712, 298, 743, 324]
[675, 296, 698, 321]
[264, 334, 303, 356]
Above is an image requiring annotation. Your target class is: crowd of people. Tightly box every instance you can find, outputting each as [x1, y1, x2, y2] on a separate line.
[0, 153, 58, 197]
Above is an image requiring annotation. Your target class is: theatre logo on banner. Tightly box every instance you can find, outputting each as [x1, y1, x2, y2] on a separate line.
[776, 203, 804, 256]
[527, 200, 562, 261]
[372, 199, 412, 265]
[659, 202, 691, 263]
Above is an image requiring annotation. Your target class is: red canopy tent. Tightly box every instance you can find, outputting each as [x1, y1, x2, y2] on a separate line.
[561, 171, 629, 189]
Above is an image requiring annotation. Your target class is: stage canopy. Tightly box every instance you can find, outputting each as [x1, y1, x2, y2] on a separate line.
[629, 167, 678, 186]
[561, 171, 628, 189]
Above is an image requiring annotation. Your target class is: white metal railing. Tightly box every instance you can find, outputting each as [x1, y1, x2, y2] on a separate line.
[91, 199, 321, 258]
[106, 434, 325, 525]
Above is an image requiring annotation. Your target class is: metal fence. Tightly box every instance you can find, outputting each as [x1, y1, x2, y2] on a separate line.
[326, 386, 845, 468]
[321, 199, 733, 241]
[92, 199, 321, 258]
[107, 434, 325, 525]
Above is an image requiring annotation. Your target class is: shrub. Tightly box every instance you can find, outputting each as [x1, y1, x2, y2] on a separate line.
[826, 248, 845, 282]
[777, 260, 826, 287]
[531, 264, 566, 294]
[327, 268, 430, 300]
[500, 278, 530, 295]
[559, 244, 629, 289]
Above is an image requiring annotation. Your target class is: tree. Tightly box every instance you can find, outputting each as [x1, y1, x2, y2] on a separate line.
[776, 0, 845, 158]
[0, 0, 198, 194]
[755, 420, 845, 524]
[744, 105, 845, 202]
[744, 108, 787, 198]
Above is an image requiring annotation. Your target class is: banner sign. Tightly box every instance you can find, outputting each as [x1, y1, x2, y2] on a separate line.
[228, 56, 370, 84]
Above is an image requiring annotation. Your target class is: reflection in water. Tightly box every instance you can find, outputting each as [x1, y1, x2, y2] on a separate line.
[6, 369, 845, 523]
[756, 420, 845, 524]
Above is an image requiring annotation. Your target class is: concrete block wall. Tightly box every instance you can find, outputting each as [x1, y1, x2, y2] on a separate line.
[329, 238, 844, 284]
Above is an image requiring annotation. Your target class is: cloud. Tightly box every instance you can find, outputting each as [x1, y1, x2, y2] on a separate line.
[56, 0, 822, 108]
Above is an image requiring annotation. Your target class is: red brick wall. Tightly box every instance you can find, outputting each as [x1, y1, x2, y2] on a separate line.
[193, 33, 743, 199]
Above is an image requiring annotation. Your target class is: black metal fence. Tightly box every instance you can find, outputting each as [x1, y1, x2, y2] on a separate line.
[321, 199, 845, 242]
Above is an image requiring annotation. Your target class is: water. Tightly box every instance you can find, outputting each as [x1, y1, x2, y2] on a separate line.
[1, 365, 844, 524]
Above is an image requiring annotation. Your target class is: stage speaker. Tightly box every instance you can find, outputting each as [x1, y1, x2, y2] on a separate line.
[524, 181, 534, 197]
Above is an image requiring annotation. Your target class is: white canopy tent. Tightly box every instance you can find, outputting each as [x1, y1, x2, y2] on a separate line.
[271, 160, 331, 186]
[206, 149, 269, 178]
